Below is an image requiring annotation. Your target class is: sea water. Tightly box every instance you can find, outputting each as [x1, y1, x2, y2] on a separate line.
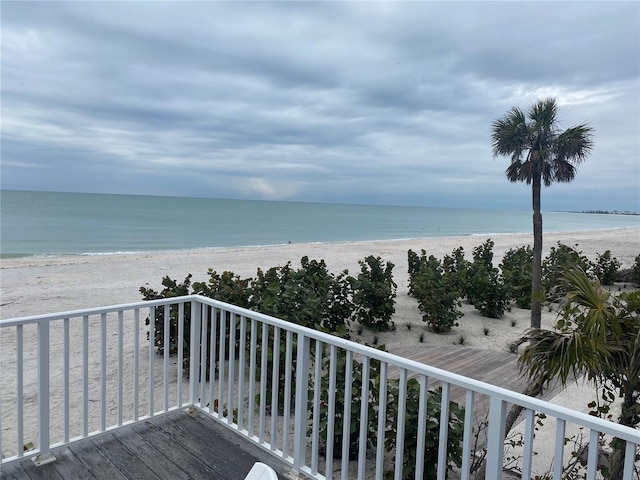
[1, 190, 638, 258]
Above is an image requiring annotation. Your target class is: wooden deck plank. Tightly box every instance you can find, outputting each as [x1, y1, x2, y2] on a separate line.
[111, 428, 192, 480]
[389, 344, 526, 392]
[1, 409, 291, 480]
[92, 433, 162, 480]
[43, 447, 96, 480]
[68, 439, 130, 480]
[129, 419, 219, 479]
[153, 411, 261, 478]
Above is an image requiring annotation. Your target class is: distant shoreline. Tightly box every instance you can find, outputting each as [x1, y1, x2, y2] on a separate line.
[573, 210, 639, 216]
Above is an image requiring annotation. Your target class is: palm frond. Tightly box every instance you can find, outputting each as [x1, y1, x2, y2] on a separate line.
[550, 160, 577, 184]
[562, 268, 621, 340]
[527, 98, 558, 133]
[505, 160, 522, 183]
[491, 107, 529, 158]
[555, 123, 595, 164]
[518, 328, 612, 387]
[541, 160, 554, 186]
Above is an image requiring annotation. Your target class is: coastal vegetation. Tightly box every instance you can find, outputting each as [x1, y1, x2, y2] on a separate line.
[491, 97, 595, 328]
[140, 242, 637, 478]
[407, 248, 464, 332]
[517, 269, 640, 480]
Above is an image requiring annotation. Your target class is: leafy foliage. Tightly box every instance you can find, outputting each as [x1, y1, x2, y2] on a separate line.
[248, 257, 353, 334]
[500, 245, 533, 309]
[442, 246, 470, 295]
[384, 383, 464, 480]
[518, 269, 640, 479]
[192, 269, 251, 307]
[633, 254, 640, 287]
[465, 239, 510, 318]
[315, 349, 379, 460]
[542, 243, 593, 301]
[314, 349, 464, 479]
[592, 250, 621, 286]
[408, 249, 463, 333]
[353, 255, 397, 331]
[140, 274, 194, 356]
[246, 257, 355, 412]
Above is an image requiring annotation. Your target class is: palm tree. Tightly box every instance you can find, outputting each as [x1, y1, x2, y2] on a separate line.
[491, 98, 594, 328]
[517, 269, 639, 480]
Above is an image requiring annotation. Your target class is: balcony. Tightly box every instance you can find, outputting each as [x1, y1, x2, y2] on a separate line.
[1, 296, 638, 479]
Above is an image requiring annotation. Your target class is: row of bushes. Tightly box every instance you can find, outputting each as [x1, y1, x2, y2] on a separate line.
[408, 241, 633, 332]
[142, 244, 638, 350]
[140, 255, 397, 343]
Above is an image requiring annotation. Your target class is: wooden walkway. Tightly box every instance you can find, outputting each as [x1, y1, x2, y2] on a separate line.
[1, 409, 291, 480]
[389, 344, 562, 401]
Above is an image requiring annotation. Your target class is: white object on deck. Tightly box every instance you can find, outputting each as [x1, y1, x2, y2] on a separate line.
[244, 462, 278, 480]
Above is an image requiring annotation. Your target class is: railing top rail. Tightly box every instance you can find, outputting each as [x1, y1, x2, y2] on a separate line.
[2, 294, 639, 444]
[0, 296, 194, 327]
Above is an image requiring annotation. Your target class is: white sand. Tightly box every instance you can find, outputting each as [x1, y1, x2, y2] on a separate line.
[1, 227, 639, 473]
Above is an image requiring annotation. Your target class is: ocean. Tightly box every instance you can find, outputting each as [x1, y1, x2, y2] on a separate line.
[1, 190, 638, 258]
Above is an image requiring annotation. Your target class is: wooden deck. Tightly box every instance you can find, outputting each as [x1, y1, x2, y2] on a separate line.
[0, 409, 292, 480]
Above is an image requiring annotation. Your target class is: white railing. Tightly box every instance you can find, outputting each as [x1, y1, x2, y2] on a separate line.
[1, 295, 638, 479]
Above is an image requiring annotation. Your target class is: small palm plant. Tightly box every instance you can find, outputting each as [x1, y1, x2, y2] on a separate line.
[515, 268, 639, 480]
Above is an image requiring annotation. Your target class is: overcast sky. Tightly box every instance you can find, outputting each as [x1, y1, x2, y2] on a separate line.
[2, 1, 639, 212]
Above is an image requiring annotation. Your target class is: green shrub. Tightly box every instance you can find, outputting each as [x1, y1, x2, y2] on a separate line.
[314, 350, 465, 480]
[442, 246, 470, 295]
[315, 349, 382, 460]
[500, 245, 533, 309]
[633, 254, 640, 287]
[141, 257, 355, 409]
[542, 243, 593, 301]
[592, 250, 621, 286]
[384, 383, 464, 480]
[192, 269, 251, 307]
[465, 240, 510, 318]
[246, 257, 355, 411]
[140, 274, 194, 356]
[407, 248, 423, 296]
[353, 256, 397, 331]
[410, 253, 463, 332]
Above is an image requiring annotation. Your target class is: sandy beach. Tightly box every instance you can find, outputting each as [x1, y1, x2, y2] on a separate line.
[1, 227, 639, 474]
[2, 227, 639, 322]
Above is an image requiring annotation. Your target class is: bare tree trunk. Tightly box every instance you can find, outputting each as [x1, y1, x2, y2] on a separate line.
[531, 174, 543, 329]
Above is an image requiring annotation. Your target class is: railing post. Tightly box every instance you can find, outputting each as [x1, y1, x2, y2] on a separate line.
[293, 333, 310, 470]
[188, 299, 202, 408]
[33, 319, 55, 466]
[485, 395, 507, 479]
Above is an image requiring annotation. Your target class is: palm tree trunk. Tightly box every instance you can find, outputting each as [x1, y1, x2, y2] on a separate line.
[531, 174, 543, 329]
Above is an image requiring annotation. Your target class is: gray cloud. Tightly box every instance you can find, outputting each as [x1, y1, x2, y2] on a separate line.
[2, 1, 638, 211]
